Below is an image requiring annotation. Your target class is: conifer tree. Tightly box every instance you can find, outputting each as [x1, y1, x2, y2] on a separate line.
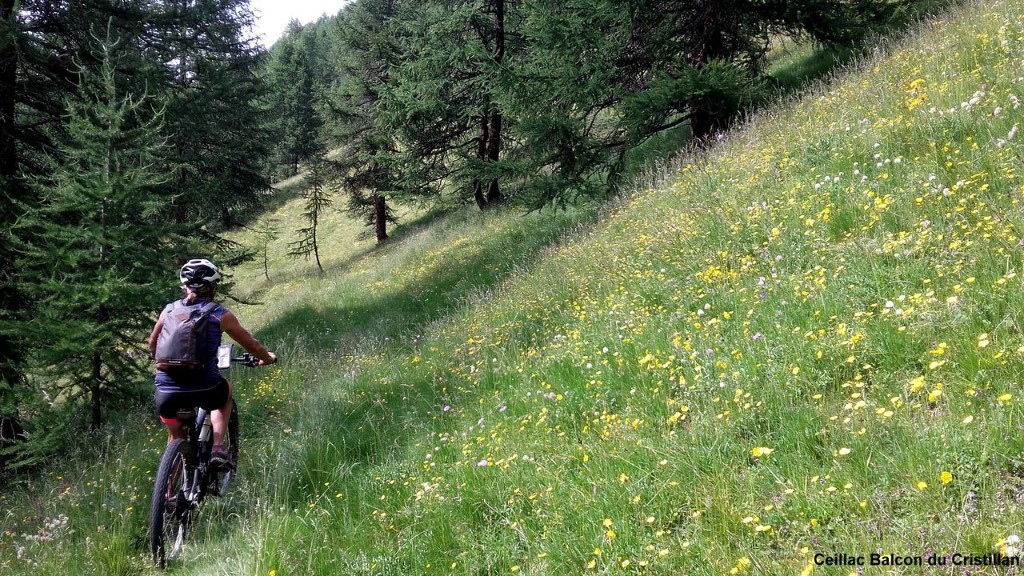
[0, 0, 26, 397]
[377, 0, 517, 210]
[16, 26, 175, 430]
[502, 0, 893, 207]
[141, 0, 274, 228]
[0, 0, 165, 436]
[289, 150, 331, 273]
[332, 0, 406, 243]
[256, 218, 279, 280]
[265, 21, 327, 177]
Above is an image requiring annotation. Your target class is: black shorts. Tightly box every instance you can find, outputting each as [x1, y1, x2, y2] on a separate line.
[154, 377, 230, 422]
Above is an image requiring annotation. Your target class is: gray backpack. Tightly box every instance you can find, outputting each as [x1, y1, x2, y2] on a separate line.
[155, 300, 217, 374]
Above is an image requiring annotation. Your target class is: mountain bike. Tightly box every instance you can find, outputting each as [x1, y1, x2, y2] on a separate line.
[148, 351, 261, 568]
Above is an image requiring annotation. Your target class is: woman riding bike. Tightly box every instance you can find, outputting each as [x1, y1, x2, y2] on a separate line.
[148, 258, 276, 469]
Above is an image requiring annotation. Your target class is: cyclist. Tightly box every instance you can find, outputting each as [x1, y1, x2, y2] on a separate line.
[147, 258, 276, 469]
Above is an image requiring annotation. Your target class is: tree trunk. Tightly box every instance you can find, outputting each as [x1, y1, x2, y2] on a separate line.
[485, 111, 504, 204]
[90, 351, 103, 430]
[473, 181, 487, 209]
[374, 194, 389, 243]
[473, 111, 489, 209]
[312, 212, 324, 273]
[485, 0, 505, 205]
[689, 108, 718, 142]
[688, 1, 729, 142]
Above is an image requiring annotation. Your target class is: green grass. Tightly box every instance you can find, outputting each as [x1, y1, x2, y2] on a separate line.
[6, 0, 1024, 574]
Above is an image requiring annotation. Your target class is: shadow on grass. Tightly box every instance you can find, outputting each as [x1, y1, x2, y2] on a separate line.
[768, 46, 858, 93]
[260, 206, 593, 507]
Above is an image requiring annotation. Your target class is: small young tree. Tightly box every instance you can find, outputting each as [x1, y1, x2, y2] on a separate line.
[289, 151, 332, 273]
[15, 24, 175, 430]
[255, 218, 279, 280]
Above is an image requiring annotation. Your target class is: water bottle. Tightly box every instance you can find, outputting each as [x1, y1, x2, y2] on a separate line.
[217, 344, 231, 369]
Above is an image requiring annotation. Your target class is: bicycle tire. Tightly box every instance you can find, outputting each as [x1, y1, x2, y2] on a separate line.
[149, 438, 193, 568]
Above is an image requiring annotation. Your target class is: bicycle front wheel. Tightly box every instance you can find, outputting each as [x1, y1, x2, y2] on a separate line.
[149, 438, 193, 568]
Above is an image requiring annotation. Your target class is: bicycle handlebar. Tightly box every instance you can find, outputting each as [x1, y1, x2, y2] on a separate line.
[231, 353, 262, 367]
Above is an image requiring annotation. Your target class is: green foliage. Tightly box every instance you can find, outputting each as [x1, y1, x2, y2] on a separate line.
[265, 23, 327, 177]
[2, 0, 275, 447]
[501, 0, 899, 207]
[255, 219, 280, 280]
[330, 0, 409, 239]
[138, 0, 273, 229]
[259, 0, 913, 215]
[376, 0, 509, 208]
[0, 0, 26, 395]
[13, 24, 176, 434]
[4, 23, 174, 453]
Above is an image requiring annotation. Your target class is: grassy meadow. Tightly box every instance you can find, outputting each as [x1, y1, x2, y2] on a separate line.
[6, 0, 1024, 573]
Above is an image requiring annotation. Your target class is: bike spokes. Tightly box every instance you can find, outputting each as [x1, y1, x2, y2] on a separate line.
[150, 439, 194, 568]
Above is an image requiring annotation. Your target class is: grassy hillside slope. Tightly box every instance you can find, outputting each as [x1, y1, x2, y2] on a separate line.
[5, 0, 1024, 574]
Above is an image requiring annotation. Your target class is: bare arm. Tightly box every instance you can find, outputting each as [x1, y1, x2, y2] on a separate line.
[148, 311, 166, 359]
[220, 311, 276, 365]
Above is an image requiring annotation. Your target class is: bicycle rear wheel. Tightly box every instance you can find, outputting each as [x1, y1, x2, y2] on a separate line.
[149, 438, 193, 568]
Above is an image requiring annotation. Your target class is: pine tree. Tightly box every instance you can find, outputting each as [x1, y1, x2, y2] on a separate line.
[0, 0, 163, 441]
[0, 0, 26, 398]
[502, 0, 894, 207]
[140, 0, 274, 229]
[15, 24, 176, 430]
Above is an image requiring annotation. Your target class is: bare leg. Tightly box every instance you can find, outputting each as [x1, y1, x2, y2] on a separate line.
[211, 381, 234, 446]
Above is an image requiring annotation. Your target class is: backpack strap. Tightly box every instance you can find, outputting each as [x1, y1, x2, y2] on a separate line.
[174, 299, 217, 316]
[197, 301, 218, 317]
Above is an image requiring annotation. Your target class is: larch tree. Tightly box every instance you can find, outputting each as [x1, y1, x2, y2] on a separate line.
[16, 25, 176, 430]
[331, 0, 407, 244]
[289, 149, 332, 273]
[140, 0, 274, 230]
[378, 0, 518, 210]
[500, 0, 893, 207]
[265, 21, 326, 177]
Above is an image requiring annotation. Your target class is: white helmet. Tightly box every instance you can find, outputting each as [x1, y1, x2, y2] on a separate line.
[179, 258, 222, 289]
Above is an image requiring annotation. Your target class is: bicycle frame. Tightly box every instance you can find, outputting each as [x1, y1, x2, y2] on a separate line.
[175, 407, 213, 504]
